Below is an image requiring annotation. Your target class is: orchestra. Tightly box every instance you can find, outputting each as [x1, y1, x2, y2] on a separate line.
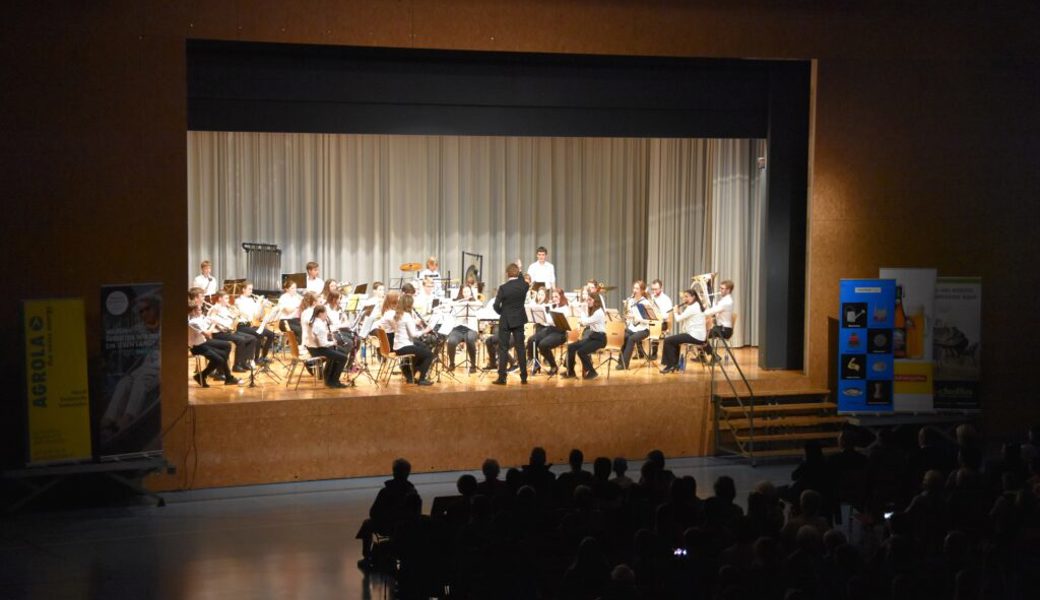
[187, 254, 736, 389]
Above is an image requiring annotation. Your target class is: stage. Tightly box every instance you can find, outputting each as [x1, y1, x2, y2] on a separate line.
[176, 347, 813, 490]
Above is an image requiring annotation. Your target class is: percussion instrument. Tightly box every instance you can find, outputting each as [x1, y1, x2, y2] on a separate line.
[399, 262, 423, 272]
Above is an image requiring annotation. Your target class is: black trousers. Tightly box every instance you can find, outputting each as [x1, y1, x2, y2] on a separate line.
[191, 341, 232, 379]
[237, 324, 276, 359]
[308, 345, 348, 385]
[396, 344, 434, 380]
[661, 333, 704, 368]
[621, 328, 650, 367]
[280, 318, 302, 346]
[532, 326, 566, 369]
[567, 331, 606, 375]
[445, 326, 477, 368]
[709, 325, 734, 340]
[498, 323, 527, 379]
[213, 330, 258, 368]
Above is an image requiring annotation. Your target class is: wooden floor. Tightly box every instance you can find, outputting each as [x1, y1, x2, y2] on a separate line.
[188, 346, 804, 406]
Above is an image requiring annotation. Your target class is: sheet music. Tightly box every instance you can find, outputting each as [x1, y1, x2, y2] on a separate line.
[475, 297, 500, 320]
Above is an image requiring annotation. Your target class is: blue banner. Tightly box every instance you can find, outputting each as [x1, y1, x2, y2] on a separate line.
[838, 279, 895, 413]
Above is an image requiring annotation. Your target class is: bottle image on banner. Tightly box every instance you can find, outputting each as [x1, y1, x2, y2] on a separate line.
[893, 286, 907, 358]
[907, 304, 925, 359]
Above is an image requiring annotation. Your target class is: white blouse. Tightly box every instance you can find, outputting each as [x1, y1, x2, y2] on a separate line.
[674, 302, 707, 341]
[580, 308, 606, 333]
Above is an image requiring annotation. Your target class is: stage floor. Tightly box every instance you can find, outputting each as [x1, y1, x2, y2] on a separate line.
[188, 346, 803, 405]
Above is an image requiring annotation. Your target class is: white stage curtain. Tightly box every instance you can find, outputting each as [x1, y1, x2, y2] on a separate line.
[188, 132, 762, 345]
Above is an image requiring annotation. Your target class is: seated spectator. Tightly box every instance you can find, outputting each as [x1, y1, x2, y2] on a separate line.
[356, 458, 416, 570]
[520, 446, 556, 503]
[475, 458, 509, 501]
[704, 475, 744, 533]
[786, 441, 833, 514]
[590, 456, 622, 508]
[1020, 424, 1040, 465]
[905, 470, 950, 556]
[781, 489, 830, 548]
[560, 536, 610, 600]
[611, 456, 634, 490]
[654, 476, 703, 546]
[556, 448, 594, 506]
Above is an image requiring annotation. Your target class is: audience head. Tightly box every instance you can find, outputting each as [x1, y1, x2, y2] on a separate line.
[573, 485, 594, 510]
[528, 446, 547, 467]
[593, 457, 611, 480]
[457, 473, 478, 496]
[646, 449, 666, 469]
[481, 458, 500, 481]
[612, 456, 628, 477]
[923, 469, 945, 493]
[714, 475, 737, 503]
[391, 458, 411, 480]
[568, 448, 584, 471]
[955, 423, 979, 448]
[795, 524, 823, 554]
[799, 489, 823, 517]
[823, 528, 848, 554]
[505, 467, 523, 489]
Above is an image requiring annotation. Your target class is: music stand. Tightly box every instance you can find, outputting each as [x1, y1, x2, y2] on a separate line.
[353, 283, 368, 295]
[281, 272, 307, 291]
[223, 278, 247, 296]
[345, 305, 378, 386]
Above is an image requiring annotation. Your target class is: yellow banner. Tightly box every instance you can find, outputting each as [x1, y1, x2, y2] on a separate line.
[894, 360, 934, 396]
[23, 299, 92, 465]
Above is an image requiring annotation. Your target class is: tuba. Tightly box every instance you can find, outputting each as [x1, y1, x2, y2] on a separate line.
[690, 272, 717, 310]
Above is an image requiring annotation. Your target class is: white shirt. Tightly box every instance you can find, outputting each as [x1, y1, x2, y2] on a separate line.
[580, 308, 606, 333]
[378, 311, 423, 351]
[277, 292, 302, 319]
[414, 291, 437, 315]
[527, 260, 556, 288]
[652, 291, 673, 316]
[188, 316, 211, 346]
[193, 274, 218, 295]
[703, 293, 734, 328]
[417, 268, 440, 282]
[235, 296, 262, 323]
[301, 306, 315, 346]
[674, 302, 707, 341]
[305, 275, 324, 295]
[308, 316, 337, 349]
[207, 304, 235, 331]
[626, 297, 650, 333]
[327, 305, 344, 330]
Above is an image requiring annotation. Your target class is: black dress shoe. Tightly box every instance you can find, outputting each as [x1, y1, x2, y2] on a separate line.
[520, 378, 528, 385]
[327, 381, 347, 389]
[224, 376, 240, 385]
[404, 375, 415, 384]
[232, 365, 249, 373]
[560, 372, 576, 379]
[583, 370, 599, 380]
[417, 378, 434, 386]
[469, 366, 478, 374]
[615, 365, 627, 371]
[193, 373, 209, 388]
[660, 366, 676, 374]
[546, 367, 558, 376]
[491, 378, 507, 385]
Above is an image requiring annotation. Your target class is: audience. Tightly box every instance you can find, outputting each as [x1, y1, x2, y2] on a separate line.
[355, 425, 1040, 599]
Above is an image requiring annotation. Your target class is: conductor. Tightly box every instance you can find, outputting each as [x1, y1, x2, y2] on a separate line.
[492, 263, 530, 385]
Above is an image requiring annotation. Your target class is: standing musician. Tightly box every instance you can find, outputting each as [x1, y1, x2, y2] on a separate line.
[492, 263, 530, 385]
[417, 256, 441, 282]
[659, 288, 707, 374]
[563, 292, 607, 380]
[529, 287, 570, 376]
[305, 261, 324, 295]
[444, 285, 483, 374]
[526, 246, 556, 289]
[377, 294, 435, 386]
[235, 282, 276, 365]
[188, 303, 237, 386]
[275, 280, 304, 343]
[207, 291, 258, 373]
[704, 279, 735, 341]
[648, 279, 674, 359]
[618, 280, 651, 370]
[306, 304, 348, 388]
[192, 260, 219, 295]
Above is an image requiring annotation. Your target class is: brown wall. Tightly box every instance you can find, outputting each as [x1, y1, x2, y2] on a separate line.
[3, 1, 1038, 486]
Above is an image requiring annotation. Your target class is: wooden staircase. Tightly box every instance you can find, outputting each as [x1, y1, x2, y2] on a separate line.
[713, 388, 844, 460]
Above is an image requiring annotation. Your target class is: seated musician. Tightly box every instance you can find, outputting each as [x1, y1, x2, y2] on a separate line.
[207, 291, 258, 372]
[563, 292, 607, 380]
[648, 279, 674, 359]
[659, 288, 706, 374]
[275, 280, 303, 343]
[704, 279, 735, 341]
[299, 292, 320, 353]
[618, 280, 651, 370]
[363, 281, 386, 308]
[235, 282, 276, 365]
[445, 285, 483, 374]
[188, 303, 237, 386]
[414, 277, 438, 315]
[305, 305, 348, 389]
[325, 291, 358, 368]
[529, 287, 570, 376]
[377, 294, 435, 386]
[417, 256, 440, 283]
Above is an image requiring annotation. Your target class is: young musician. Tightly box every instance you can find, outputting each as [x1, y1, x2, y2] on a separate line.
[192, 260, 218, 295]
[401, 282, 416, 296]
[618, 280, 651, 370]
[320, 279, 341, 305]
[704, 279, 735, 340]
[377, 294, 435, 385]
[207, 291, 258, 372]
[306, 305, 348, 388]
[235, 282, 276, 364]
[492, 263, 530, 385]
[276, 280, 303, 343]
[524, 286, 549, 368]
[188, 287, 206, 310]
[563, 292, 607, 380]
[188, 303, 237, 386]
[526, 246, 556, 289]
[445, 285, 482, 373]
[299, 292, 320, 352]
[363, 281, 386, 308]
[529, 287, 570, 376]
[414, 277, 438, 315]
[648, 279, 674, 358]
[417, 256, 440, 282]
[305, 261, 324, 294]
[660, 289, 706, 374]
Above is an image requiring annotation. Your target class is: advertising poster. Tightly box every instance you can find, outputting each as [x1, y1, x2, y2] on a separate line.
[22, 298, 93, 465]
[880, 267, 937, 412]
[837, 279, 895, 413]
[933, 277, 982, 410]
[97, 284, 163, 459]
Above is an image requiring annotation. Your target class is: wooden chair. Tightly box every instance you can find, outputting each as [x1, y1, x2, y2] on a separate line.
[558, 316, 584, 372]
[283, 330, 326, 390]
[596, 320, 627, 379]
[373, 328, 413, 387]
[641, 321, 663, 372]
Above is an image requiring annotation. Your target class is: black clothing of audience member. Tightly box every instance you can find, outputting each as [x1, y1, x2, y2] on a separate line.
[786, 440, 834, 514]
[475, 458, 509, 504]
[867, 428, 911, 513]
[827, 431, 869, 518]
[703, 475, 744, 536]
[908, 426, 957, 482]
[356, 458, 416, 569]
[556, 448, 594, 506]
[654, 476, 704, 547]
[392, 492, 437, 598]
[521, 446, 556, 503]
[590, 457, 623, 508]
[561, 536, 611, 600]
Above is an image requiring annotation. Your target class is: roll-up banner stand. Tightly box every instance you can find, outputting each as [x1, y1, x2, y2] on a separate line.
[879, 268, 937, 413]
[933, 277, 982, 411]
[22, 298, 93, 465]
[96, 284, 163, 460]
[837, 279, 895, 413]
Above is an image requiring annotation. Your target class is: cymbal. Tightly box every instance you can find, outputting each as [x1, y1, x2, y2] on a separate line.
[600, 285, 618, 292]
[399, 262, 422, 272]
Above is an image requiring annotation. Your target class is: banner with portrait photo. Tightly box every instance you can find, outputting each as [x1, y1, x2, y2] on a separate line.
[96, 284, 163, 459]
[933, 277, 982, 411]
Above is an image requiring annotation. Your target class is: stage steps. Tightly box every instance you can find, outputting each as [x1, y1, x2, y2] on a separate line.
[712, 385, 843, 462]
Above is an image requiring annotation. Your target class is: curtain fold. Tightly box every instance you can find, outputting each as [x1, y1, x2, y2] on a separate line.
[187, 132, 763, 346]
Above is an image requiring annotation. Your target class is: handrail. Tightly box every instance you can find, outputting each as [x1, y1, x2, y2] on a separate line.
[709, 332, 757, 463]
